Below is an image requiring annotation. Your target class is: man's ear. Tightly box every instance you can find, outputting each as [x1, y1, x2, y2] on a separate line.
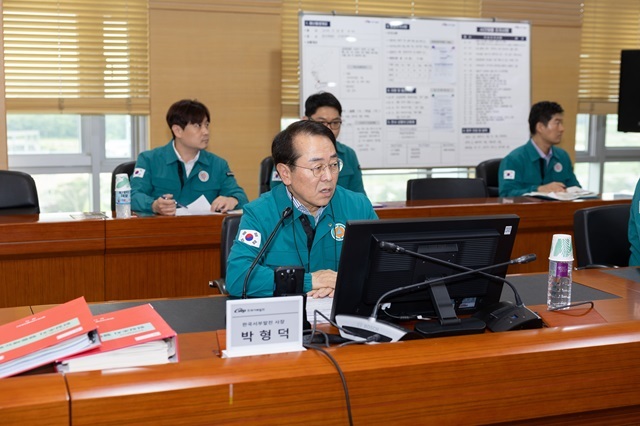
[171, 124, 183, 139]
[276, 163, 293, 185]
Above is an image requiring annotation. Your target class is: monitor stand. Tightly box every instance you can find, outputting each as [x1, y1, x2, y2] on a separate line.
[414, 281, 486, 338]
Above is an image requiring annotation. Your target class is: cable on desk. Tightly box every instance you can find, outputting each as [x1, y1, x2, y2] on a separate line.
[303, 343, 354, 426]
[548, 300, 595, 312]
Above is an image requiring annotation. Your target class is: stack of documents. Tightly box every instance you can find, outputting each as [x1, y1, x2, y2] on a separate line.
[56, 303, 178, 373]
[0, 297, 99, 378]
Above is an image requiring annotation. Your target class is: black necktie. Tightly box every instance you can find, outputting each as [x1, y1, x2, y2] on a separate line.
[539, 158, 546, 182]
[299, 215, 315, 252]
[176, 162, 185, 188]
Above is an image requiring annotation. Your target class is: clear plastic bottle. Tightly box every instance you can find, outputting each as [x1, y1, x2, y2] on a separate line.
[114, 173, 132, 219]
[547, 259, 572, 310]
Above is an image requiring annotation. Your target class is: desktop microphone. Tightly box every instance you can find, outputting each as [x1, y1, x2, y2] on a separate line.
[376, 242, 542, 334]
[335, 246, 541, 341]
[241, 207, 293, 299]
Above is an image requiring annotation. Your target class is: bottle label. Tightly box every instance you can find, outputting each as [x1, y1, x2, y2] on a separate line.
[115, 190, 131, 205]
[555, 261, 570, 278]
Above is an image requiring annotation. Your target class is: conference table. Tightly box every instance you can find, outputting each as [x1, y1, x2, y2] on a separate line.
[0, 195, 631, 308]
[3, 267, 640, 425]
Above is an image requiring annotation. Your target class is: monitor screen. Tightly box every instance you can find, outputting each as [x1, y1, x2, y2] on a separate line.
[330, 215, 520, 325]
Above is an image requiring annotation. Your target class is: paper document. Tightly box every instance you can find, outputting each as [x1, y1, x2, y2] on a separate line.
[524, 186, 598, 201]
[175, 195, 242, 216]
[306, 297, 334, 325]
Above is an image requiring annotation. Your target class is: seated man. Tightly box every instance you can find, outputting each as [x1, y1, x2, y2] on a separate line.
[499, 101, 581, 197]
[629, 178, 640, 266]
[227, 120, 378, 298]
[270, 92, 367, 195]
[131, 99, 248, 215]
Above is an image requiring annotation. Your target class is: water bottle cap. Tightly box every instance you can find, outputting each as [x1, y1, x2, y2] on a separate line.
[115, 173, 131, 190]
[549, 233, 574, 261]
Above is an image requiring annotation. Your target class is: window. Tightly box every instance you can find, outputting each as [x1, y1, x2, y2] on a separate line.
[8, 114, 146, 212]
[3, 1, 149, 213]
[575, 114, 640, 196]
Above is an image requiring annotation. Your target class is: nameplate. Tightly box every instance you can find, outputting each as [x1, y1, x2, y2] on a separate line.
[222, 296, 305, 358]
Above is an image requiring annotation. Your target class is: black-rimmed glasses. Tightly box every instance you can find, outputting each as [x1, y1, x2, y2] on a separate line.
[308, 118, 343, 130]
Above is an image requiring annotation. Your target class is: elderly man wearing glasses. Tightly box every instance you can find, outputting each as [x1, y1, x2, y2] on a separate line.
[269, 92, 367, 195]
[226, 120, 377, 299]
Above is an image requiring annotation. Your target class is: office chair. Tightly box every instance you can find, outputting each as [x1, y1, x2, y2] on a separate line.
[406, 178, 488, 201]
[0, 170, 41, 215]
[110, 161, 137, 212]
[573, 204, 631, 269]
[259, 156, 274, 194]
[209, 214, 242, 295]
[475, 158, 502, 197]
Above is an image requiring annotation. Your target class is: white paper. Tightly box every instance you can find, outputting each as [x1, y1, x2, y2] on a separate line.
[524, 186, 598, 201]
[306, 297, 333, 325]
[175, 195, 243, 216]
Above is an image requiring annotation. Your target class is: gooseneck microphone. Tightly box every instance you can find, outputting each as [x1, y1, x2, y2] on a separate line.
[374, 242, 535, 317]
[376, 242, 542, 335]
[241, 207, 293, 299]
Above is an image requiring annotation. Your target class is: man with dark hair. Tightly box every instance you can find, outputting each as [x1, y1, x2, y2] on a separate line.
[498, 101, 581, 197]
[226, 120, 377, 298]
[131, 99, 248, 215]
[270, 92, 367, 195]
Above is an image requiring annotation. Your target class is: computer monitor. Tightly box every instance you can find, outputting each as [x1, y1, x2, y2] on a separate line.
[330, 215, 520, 335]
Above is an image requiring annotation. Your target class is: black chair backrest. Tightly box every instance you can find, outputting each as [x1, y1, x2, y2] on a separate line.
[573, 204, 631, 268]
[406, 177, 488, 201]
[219, 214, 242, 280]
[0, 170, 40, 215]
[476, 158, 502, 197]
[110, 161, 137, 212]
[259, 156, 274, 194]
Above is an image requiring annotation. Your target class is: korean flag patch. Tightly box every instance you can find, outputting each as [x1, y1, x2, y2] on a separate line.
[132, 167, 145, 178]
[238, 229, 262, 248]
[503, 170, 515, 180]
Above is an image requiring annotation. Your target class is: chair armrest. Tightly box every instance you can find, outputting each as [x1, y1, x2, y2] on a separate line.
[209, 279, 228, 295]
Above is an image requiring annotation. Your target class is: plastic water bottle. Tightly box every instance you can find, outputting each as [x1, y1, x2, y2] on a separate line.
[547, 234, 573, 310]
[114, 173, 132, 219]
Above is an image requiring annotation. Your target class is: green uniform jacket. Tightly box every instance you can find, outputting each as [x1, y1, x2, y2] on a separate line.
[629, 178, 640, 266]
[498, 140, 581, 197]
[226, 184, 378, 298]
[269, 141, 366, 195]
[131, 141, 249, 213]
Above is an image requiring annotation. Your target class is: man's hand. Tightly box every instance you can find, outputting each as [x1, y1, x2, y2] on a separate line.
[152, 194, 177, 216]
[308, 269, 337, 298]
[537, 182, 567, 193]
[210, 196, 239, 213]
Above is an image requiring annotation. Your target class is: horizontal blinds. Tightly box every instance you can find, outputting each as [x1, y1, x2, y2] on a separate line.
[578, 0, 640, 114]
[2, 0, 149, 114]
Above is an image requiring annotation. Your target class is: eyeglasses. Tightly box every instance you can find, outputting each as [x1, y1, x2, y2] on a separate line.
[290, 159, 343, 178]
[309, 118, 343, 130]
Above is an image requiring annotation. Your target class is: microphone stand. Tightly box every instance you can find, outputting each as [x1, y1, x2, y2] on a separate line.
[376, 242, 541, 337]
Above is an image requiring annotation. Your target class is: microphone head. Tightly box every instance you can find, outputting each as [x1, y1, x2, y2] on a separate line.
[513, 253, 537, 264]
[379, 241, 401, 253]
[282, 207, 293, 218]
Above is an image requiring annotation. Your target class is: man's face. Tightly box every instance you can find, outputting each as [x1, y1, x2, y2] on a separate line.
[173, 119, 210, 152]
[279, 133, 338, 215]
[536, 113, 564, 146]
[305, 106, 342, 139]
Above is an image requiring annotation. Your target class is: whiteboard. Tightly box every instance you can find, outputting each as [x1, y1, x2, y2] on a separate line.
[300, 13, 531, 169]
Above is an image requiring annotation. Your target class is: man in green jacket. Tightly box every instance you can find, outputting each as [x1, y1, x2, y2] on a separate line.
[227, 120, 377, 299]
[499, 101, 581, 197]
[270, 92, 367, 195]
[131, 99, 248, 215]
